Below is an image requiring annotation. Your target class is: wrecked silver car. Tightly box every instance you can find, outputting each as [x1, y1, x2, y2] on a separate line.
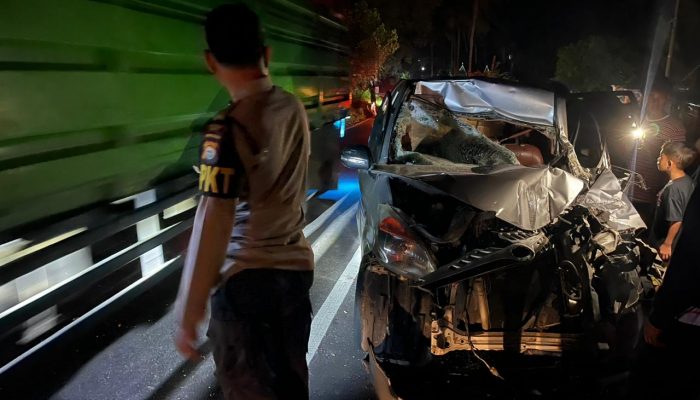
[341, 79, 660, 389]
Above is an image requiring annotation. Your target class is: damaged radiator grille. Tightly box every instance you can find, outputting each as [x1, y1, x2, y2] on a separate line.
[420, 232, 547, 290]
[498, 229, 540, 242]
[420, 246, 532, 290]
[459, 247, 503, 263]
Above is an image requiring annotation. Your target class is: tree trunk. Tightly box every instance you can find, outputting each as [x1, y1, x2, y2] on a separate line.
[450, 34, 454, 74]
[468, 0, 479, 73]
[456, 27, 461, 75]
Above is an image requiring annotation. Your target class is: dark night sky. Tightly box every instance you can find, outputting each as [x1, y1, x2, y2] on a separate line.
[356, 0, 700, 87]
[431, 0, 651, 80]
[496, 0, 660, 84]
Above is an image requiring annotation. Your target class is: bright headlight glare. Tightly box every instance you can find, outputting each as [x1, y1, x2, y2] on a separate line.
[375, 205, 436, 279]
[631, 127, 644, 140]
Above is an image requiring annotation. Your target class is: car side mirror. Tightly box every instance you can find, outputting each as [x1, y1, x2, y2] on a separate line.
[341, 145, 371, 170]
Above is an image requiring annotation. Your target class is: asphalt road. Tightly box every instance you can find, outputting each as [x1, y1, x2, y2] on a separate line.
[45, 185, 373, 400]
[0, 118, 378, 400]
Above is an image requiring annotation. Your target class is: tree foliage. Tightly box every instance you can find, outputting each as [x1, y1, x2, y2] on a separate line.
[348, 1, 399, 93]
[555, 35, 642, 92]
[371, 0, 499, 78]
[368, 0, 440, 77]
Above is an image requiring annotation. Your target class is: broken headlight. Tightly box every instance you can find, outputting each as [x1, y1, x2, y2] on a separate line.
[375, 204, 437, 279]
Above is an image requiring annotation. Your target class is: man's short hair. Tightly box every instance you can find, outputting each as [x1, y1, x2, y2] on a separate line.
[204, 3, 265, 67]
[661, 141, 696, 169]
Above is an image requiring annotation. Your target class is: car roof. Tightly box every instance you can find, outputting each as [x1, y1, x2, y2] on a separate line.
[406, 78, 556, 127]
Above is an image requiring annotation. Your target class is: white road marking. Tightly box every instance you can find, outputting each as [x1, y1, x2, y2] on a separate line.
[307, 246, 362, 363]
[303, 193, 350, 239]
[311, 203, 358, 264]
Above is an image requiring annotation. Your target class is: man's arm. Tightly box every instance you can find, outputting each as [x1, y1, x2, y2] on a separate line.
[174, 114, 243, 359]
[659, 221, 681, 261]
[177, 196, 236, 325]
[175, 196, 235, 359]
[658, 183, 692, 260]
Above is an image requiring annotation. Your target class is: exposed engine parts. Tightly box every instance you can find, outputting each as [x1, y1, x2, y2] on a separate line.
[353, 79, 664, 387]
[362, 194, 660, 360]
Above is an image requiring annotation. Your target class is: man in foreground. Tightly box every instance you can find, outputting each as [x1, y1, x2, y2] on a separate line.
[174, 4, 314, 399]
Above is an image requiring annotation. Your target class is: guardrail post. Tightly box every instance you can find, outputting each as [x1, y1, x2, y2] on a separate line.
[134, 190, 165, 277]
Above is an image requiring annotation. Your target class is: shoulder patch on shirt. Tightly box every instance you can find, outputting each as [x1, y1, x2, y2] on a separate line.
[197, 111, 245, 199]
[201, 140, 220, 164]
[200, 118, 227, 166]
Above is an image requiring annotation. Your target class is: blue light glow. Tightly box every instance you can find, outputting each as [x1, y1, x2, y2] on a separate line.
[333, 117, 347, 138]
[318, 173, 360, 201]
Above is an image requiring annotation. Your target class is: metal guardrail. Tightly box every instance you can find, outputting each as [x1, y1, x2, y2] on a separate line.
[0, 186, 197, 286]
[0, 257, 185, 375]
[0, 217, 192, 335]
[0, 176, 198, 375]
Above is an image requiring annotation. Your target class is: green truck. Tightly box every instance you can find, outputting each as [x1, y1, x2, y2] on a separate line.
[0, 0, 349, 234]
[0, 0, 349, 374]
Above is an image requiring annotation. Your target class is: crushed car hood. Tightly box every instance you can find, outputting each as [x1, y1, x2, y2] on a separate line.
[373, 164, 585, 231]
[415, 80, 555, 128]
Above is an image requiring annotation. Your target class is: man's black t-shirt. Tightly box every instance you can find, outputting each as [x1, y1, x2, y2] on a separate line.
[650, 175, 695, 247]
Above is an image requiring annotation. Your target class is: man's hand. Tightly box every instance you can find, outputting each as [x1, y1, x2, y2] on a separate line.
[175, 321, 201, 360]
[644, 320, 665, 347]
[659, 242, 672, 261]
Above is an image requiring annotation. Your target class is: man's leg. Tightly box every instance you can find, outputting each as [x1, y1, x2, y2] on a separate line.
[207, 282, 277, 400]
[278, 288, 312, 397]
[207, 269, 313, 400]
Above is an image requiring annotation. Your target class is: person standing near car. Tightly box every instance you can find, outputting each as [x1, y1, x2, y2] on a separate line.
[630, 78, 686, 224]
[633, 180, 700, 400]
[648, 141, 695, 261]
[173, 4, 314, 399]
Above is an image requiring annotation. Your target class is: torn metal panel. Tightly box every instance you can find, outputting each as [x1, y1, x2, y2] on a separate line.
[373, 164, 585, 231]
[577, 169, 646, 230]
[415, 80, 555, 129]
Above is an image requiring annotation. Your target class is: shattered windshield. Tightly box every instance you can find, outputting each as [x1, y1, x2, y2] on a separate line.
[392, 97, 519, 167]
[391, 90, 568, 170]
